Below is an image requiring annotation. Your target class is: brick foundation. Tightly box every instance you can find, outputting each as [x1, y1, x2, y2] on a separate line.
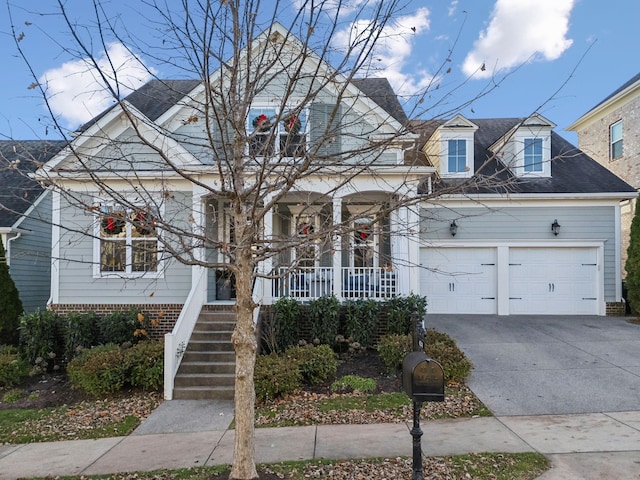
[50, 303, 184, 339]
[606, 301, 627, 317]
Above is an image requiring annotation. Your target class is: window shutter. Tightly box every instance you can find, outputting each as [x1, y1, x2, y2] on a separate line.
[310, 102, 341, 157]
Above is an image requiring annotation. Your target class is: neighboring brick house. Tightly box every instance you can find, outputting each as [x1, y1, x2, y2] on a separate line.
[568, 72, 640, 277]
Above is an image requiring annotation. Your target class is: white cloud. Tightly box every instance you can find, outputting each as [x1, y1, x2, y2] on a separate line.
[332, 8, 433, 96]
[462, 0, 575, 78]
[448, 0, 460, 17]
[39, 42, 156, 128]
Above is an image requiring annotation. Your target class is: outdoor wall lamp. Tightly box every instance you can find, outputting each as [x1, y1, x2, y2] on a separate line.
[551, 219, 561, 236]
[449, 220, 458, 237]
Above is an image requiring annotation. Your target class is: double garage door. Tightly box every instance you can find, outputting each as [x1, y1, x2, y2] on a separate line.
[420, 247, 599, 315]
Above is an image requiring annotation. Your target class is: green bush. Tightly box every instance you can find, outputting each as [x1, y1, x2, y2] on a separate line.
[0, 347, 29, 387]
[377, 330, 473, 382]
[285, 344, 338, 386]
[377, 334, 411, 373]
[98, 309, 150, 345]
[67, 344, 126, 396]
[19, 310, 62, 372]
[309, 296, 340, 346]
[626, 200, 640, 314]
[425, 329, 472, 382]
[344, 299, 379, 348]
[270, 297, 300, 353]
[123, 341, 164, 391]
[331, 375, 377, 393]
[61, 311, 99, 362]
[384, 295, 427, 336]
[254, 352, 302, 401]
[0, 238, 24, 346]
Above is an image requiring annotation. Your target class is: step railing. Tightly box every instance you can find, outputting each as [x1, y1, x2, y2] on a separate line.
[164, 266, 206, 400]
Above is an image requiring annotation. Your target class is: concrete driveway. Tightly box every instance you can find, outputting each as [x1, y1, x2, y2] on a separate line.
[426, 315, 640, 416]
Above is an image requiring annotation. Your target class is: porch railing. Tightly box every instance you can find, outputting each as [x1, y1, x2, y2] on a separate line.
[273, 266, 397, 300]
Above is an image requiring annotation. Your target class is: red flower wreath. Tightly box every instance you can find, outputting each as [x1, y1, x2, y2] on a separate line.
[252, 114, 270, 131]
[133, 211, 155, 236]
[283, 115, 301, 135]
[101, 215, 125, 235]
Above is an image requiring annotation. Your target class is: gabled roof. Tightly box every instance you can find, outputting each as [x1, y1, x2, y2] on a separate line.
[412, 118, 636, 196]
[568, 72, 640, 131]
[0, 140, 65, 227]
[351, 78, 408, 125]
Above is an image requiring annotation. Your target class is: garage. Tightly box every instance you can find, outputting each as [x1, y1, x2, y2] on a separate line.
[420, 247, 497, 314]
[509, 247, 599, 315]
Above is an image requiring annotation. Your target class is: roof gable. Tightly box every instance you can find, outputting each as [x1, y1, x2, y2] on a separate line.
[0, 141, 64, 227]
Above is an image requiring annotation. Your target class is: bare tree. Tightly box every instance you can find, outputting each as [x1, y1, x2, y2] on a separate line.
[5, 1, 522, 478]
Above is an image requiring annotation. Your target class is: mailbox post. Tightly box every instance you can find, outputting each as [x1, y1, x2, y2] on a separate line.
[402, 315, 445, 480]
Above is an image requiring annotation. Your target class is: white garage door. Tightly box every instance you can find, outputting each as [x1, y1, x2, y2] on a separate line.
[420, 248, 497, 314]
[509, 248, 599, 315]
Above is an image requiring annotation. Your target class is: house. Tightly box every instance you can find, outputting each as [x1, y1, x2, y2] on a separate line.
[34, 24, 635, 399]
[567, 72, 640, 273]
[0, 141, 64, 312]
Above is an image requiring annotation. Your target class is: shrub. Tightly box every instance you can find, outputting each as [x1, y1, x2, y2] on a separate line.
[67, 344, 126, 396]
[0, 347, 29, 387]
[425, 328, 472, 382]
[285, 344, 338, 386]
[331, 375, 377, 393]
[344, 299, 379, 348]
[309, 296, 340, 346]
[377, 334, 411, 373]
[98, 309, 151, 345]
[19, 310, 62, 372]
[0, 238, 23, 346]
[123, 341, 164, 391]
[254, 352, 302, 401]
[61, 311, 99, 362]
[384, 295, 427, 336]
[269, 297, 300, 353]
[626, 200, 640, 314]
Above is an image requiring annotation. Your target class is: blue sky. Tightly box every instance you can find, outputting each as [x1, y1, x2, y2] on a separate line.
[1, 0, 638, 144]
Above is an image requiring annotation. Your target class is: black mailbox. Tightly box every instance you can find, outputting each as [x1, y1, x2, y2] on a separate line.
[402, 351, 445, 402]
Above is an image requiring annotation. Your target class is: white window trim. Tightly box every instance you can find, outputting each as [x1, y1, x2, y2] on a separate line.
[246, 103, 309, 159]
[440, 136, 474, 178]
[512, 130, 551, 178]
[346, 205, 382, 268]
[92, 199, 165, 279]
[610, 120, 623, 160]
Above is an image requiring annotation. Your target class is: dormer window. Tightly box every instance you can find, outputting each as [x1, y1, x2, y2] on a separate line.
[247, 107, 307, 158]
[524, 138, 543, 172]
[422, 115, 478, 178]
[448, 139, 468, 173]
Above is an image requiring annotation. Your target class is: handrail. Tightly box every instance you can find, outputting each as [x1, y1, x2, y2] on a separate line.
[164, 266, 206, 400]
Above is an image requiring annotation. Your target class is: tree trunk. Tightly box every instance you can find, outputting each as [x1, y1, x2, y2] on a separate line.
[230, 258, 258, 480]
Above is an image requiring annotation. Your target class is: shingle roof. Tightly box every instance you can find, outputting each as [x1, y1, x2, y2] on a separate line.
[586, 71, 640, 114]
[412, 118, 636, 195]
[352, 78, 408, 125]
[0, 140, 65, 227]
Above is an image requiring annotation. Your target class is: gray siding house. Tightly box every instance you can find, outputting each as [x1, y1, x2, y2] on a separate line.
[31, 24, 636, 398]
[0, 141, 64, 312]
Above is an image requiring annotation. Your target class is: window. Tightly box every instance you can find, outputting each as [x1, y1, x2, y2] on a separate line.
[524, 138, 543, 172]
[98, 204, 159, 275]
[447, 139, 467, 173]
[352, 217, 376, 268]
[247, 107, 307, 158]
[294, 215, 318, 268]
[611, 121, 623, 159]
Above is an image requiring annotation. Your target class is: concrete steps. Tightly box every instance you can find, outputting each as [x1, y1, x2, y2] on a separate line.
[173, 308, 236, 400]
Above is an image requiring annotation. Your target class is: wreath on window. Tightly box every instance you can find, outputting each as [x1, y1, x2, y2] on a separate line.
[132, 211, 155, 236]
[283, 115, 301, 135]
[298, 222, 314, 236]
[252, 114, 270, 132]
[101, 214, 125, 235]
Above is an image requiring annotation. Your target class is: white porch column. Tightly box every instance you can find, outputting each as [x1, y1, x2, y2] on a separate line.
[192, 183, 207, 299]
[407, 204, 420, 295]
[260, 195, 274, 305]
[391, 205, 410, 295]
[333, 197, 342, 299]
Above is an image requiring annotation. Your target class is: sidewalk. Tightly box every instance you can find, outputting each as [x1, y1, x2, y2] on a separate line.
[1, 401, 639, 479]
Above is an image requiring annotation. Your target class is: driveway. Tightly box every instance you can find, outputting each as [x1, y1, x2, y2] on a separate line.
[426, 315, 640, 416]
